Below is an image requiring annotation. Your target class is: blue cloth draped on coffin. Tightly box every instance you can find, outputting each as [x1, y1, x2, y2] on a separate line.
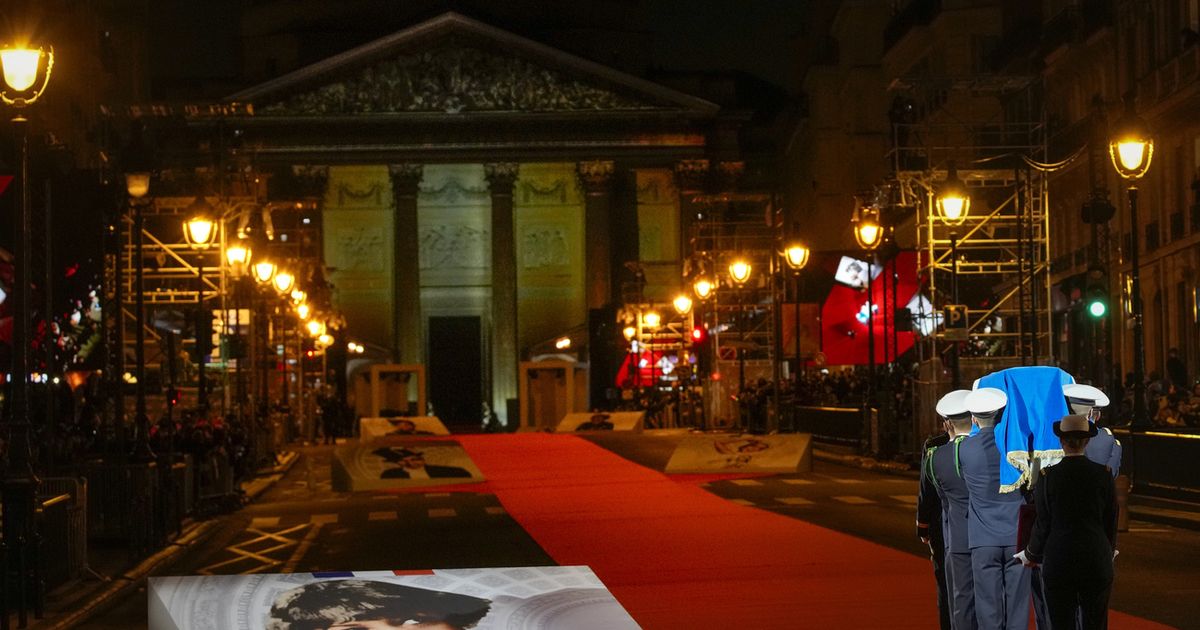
[975, 366, 1075, 493]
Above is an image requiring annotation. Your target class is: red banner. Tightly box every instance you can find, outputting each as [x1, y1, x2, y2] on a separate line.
[0, 175, 11, 197]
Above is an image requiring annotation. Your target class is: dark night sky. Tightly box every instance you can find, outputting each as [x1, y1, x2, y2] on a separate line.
[147, 0, 812, 97]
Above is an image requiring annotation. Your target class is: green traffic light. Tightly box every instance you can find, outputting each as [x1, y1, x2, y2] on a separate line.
[1087, 300, 1107, 318]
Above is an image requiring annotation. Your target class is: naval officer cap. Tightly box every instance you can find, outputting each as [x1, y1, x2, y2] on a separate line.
[935, 389, 973, 421]
[965, 387, 1007, 420]
[1062, 383, 1110, 408]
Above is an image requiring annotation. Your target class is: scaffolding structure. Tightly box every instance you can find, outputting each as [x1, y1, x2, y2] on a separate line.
[687, 193, 783, 430]
[887, 78, 1054, 441]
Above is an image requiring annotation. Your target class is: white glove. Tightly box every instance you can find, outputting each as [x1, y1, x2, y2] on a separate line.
[1013, 550, 1037, 567]
[1113, 549, 1120, 561]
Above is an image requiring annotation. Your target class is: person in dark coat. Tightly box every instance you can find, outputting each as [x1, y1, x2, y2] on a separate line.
[1064, 383, 1123, 478]
[960, 387, 1029, 630]
[1017, 414, 1118, 630]
[918, 428, 951, 630]
[930, 389, 978, 630]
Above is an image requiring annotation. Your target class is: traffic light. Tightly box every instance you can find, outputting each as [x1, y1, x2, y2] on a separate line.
[1085, 267, 1108, 319]
[166, 387, 181, 408]
[691, 325, 711, 376]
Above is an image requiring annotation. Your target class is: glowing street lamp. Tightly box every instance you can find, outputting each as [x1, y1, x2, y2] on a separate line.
[1109, 96, 1154, 180]
[852, 205, 883, 251]
[290, 288, 306, 305]
[783, 242, 810, 271]
[0, 45, 54, 107]
[936, 161, 970, 226]
[673, 294, 693, 315]
[622, 325, 637, 341]
[643, 311, 662, 328]
[728, 259, 752, 286]
[306, 319, 325, 338]
[182, 200, 217, 250]
[225, 241, 251, 276]
[272, 269, 296, 295]
[252, 260, 277, 285]
[693, 277, 715, 301]
[296, 303, 311, 321]
[125, 172, 151, 199]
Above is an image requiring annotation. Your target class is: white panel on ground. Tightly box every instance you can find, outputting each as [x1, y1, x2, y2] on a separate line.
[331, 438, 484, 491]
[554, 411, 644, 433]
[148, 566, 638, 629]
[359, 416, 451, 438]
[664, 432, 813, 473]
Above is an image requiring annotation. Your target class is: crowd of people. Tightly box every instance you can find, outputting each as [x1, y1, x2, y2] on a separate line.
[918, 379, 1121, 629]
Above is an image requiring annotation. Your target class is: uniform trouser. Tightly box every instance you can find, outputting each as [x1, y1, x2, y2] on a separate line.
[947, 551, 977, 630]
[1043, 576, 1111, 630]
[930, 539, 951, 630]
[971, 545, 1030, 630]
[1031, 566, 1051, 629]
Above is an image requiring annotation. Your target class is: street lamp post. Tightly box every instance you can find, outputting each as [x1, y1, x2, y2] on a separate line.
[937, 163, 971, 389]
[184, 200, 217, 412]
[853, 205, 883, 401]
[1, 42, 53, 626]
[783, 242, 810, 377]
[1108, 94, 1153, 428]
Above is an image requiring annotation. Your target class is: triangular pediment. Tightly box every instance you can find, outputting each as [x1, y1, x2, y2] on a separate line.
[229, 12, 719, 116]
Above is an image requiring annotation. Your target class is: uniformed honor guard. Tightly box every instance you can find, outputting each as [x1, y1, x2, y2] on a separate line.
[960, 387, 1030, 630]
[918, 395, 954, 630]
[1063, 383, 1123, 478]
[1016, 414, 1119, 629]
[929, 389, 978, 630]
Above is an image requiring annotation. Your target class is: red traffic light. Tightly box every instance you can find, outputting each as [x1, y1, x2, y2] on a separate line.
[691, 326, 707, 343]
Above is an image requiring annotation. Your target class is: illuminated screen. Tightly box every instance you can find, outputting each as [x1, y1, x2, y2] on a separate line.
[833, 256, 879, 289]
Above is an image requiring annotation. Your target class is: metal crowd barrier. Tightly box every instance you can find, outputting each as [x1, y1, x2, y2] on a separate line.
[38, 477, 87, 590]
[792, 405, 865, 446]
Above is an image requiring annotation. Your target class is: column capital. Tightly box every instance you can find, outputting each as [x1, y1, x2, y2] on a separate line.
[576, 160, 615, 194]
[484, 162, 520, 193]
[673, 159, 710, 192]
[388, 163, 424, 195]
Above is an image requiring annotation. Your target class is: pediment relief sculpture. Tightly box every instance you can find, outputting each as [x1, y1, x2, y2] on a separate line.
[260, 42, 661, 115]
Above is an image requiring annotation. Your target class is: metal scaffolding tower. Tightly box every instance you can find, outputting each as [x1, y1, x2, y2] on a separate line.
[887, 77, 1053, 439]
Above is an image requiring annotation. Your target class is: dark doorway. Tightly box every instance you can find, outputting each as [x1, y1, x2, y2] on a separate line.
[428, 316, 483, 431]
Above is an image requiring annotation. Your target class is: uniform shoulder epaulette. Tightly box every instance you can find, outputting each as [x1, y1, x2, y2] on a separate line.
[1103, 427, 1113, 436]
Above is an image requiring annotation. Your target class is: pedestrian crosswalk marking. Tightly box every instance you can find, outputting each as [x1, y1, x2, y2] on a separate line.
[832, 495, 874, 505]
[485, 506, 506, 515]
[776, 497, 815, 506]
[428, 508, 458, 518]
[730, 479, 764, 487]
[425, 492, 452, 497]
[311, 513, 338, 525]
[832, 478, 866, 484]
[891, 495, 918, 504]
[368, 511, 398, 521]
[729, 499, 756, 507]
[250, 516, 280, 528]
[781, 479, 815, 485]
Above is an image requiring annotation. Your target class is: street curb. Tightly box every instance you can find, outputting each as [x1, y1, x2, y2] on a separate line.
[30, 451, 300, 629]
[30, 519, 223, 630]
[814, 448, 919, 478]
[1127, 506, 1200, 531]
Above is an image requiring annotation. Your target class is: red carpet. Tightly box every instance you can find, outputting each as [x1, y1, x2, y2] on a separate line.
[451, 434, 1171, 630]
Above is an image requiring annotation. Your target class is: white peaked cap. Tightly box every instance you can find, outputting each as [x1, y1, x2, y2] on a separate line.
[935, 389, 973, 419]
[1062, 383, 1110, 408]
[965, 387, 1007, 416]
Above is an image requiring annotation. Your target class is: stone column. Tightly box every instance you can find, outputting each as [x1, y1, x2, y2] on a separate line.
[485, 163, 520, 426]
[577, 160, 615, 310]
[388, 164, 424, 364]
